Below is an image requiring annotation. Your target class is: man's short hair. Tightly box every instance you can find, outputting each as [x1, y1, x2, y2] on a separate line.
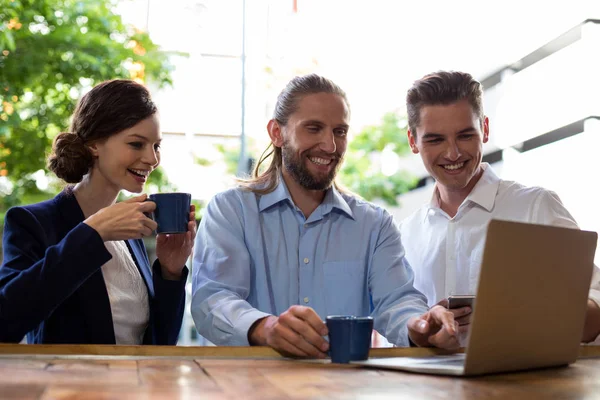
[406, 71, 484, 135]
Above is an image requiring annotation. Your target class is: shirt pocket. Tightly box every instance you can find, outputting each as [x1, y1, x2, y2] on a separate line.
[322, 260, 367, 316]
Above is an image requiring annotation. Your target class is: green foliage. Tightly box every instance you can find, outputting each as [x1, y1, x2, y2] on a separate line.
[347, 112, 412, 155]
[211, 139, 259, 177]
[339, 112, 417, 206]
[145, 166, 177, 194]
[0, 0, 174, 210]
[193, 155, 211, 167]
[214, 143, 243, 175]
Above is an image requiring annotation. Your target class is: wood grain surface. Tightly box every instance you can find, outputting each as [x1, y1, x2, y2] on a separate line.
[0, 345, 599, 399]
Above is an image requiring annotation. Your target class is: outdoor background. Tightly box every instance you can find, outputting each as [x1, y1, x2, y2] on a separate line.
[1, 0, 599, 345]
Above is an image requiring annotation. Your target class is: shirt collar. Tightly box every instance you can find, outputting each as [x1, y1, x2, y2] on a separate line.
[258, 176, 290, 211]
[322, 184, 355, 220]
[464, 163, 501, 212]
[258, 175, 354, 220]
[425, 163, 500, 221]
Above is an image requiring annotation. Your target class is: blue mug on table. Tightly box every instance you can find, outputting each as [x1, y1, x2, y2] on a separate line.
[148, 193, 191, 234]
[326, 315, 373, 364]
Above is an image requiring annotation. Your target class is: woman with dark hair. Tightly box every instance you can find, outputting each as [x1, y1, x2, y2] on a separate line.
[0, 80, 195, 345]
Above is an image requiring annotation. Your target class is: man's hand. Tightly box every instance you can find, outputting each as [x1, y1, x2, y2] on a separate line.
[407, 305, 468, 349]
[437, 298, 472, 335]
[248, 306, 329, 358]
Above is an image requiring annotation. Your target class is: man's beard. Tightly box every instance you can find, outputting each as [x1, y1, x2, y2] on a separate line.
[281, 144, 342, 191]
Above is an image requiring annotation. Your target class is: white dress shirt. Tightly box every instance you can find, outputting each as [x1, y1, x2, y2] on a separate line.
[102, 241, 150, 344]
[399, 163, 600, 310]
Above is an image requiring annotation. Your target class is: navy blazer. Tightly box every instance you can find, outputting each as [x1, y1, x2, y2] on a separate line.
[0, 190, 187, 344]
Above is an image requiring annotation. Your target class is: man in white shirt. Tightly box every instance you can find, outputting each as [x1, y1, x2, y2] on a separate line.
[399, 70, 600, 343]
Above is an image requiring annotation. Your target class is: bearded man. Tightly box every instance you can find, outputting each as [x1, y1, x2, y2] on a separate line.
[191, 74, 464, 357]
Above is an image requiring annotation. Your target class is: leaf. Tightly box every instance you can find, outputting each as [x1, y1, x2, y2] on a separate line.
[3, 30, 15, 51]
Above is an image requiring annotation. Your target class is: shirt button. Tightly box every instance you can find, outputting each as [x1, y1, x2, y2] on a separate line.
[303, 258, 309, 264]
[303, 297, 309, 303]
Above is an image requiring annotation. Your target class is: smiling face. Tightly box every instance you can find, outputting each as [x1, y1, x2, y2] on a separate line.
[269, 92, 350, 191]
[408, 100, 489, 196]
[88, 114, 162, 194]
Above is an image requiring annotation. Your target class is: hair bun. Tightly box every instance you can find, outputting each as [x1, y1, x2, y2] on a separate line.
[47, 132, 93, 183]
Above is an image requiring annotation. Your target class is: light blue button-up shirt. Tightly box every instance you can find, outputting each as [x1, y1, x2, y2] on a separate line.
[191, 178, 428, 346]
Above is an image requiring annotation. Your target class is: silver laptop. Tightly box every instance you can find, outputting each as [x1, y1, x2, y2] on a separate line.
[355, 219, 598, 376]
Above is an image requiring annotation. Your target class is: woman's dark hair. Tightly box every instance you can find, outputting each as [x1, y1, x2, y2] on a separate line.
[47, 79, 157, 183]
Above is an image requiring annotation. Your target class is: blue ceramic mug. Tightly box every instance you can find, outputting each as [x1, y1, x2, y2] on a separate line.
[148, 193, 191, 234]
[326, 315, 373, 364]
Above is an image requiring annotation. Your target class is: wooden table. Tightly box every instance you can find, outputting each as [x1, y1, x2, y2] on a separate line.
[1, 344, 600, 399]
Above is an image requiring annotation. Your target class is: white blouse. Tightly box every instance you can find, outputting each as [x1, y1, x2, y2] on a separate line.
[102, 241, 150, 344]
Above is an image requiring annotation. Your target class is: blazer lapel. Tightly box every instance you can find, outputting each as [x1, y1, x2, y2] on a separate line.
[125, 239, 155, 297]
[125, 239, 156, 345]
[54, 190, 116, 343]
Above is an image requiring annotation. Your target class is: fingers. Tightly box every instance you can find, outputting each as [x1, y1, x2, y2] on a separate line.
[277, 316, 327, 358]
[125, 202, 156, 238]
[282, 309, 328, 353]
[267, 325, 311, 358]
[408, 316, 429, 335]
[436, 298, 449, 308]
[409, 306, 461, 349]
[124, 193, 148, 203]
[290, 306, 328, 336]
[430, 305, 457, 336]
[189, 206, 197, 238]
[188, 220, 197, 235]
[187, 227, 196, 245]
[428, 324, 460, 349]
[454, 314, 472, 326]
[427, 315, 460, 349]
[407, 316, 432, 347]
[449, 306, 472, 326]
[142, 217, 158, 233]
[266, 315, 323, 358]
[138, 200, 156, 213]
[282, 307, 328, 355]
[427, 306, 460, 349]
[140, 225, 154, 238]
[449, 306, 471, 318]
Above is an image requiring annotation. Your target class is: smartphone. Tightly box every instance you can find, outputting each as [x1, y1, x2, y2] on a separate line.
[447, 295, 475, 309]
